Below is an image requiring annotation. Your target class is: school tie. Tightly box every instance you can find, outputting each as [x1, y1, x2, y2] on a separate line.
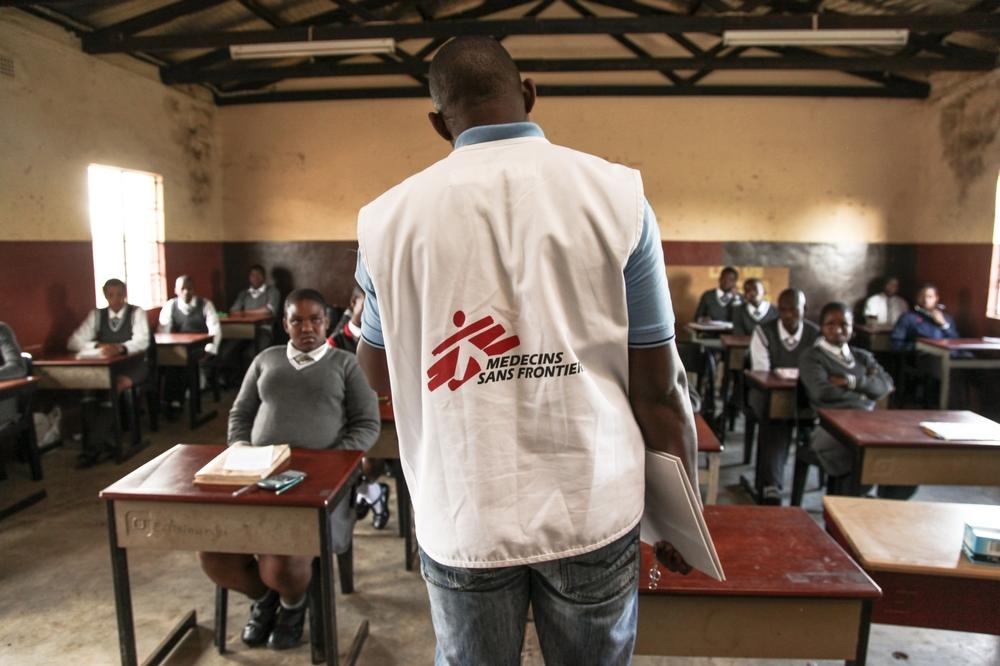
[293, 353, 312, 366]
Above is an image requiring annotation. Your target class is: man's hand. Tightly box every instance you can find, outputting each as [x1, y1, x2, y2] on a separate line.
[97, 343, 122, 357]
[829, 375, 849, 387]
[654, 541, 692, 575]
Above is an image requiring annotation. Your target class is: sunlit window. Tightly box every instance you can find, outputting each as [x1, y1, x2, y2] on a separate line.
[990, 171, 1000, 321]
[87, 164, 166, 309]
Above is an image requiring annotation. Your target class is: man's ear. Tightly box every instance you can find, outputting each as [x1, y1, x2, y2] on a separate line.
[428, 111, 453, 143]
[522, 78, 537, 115]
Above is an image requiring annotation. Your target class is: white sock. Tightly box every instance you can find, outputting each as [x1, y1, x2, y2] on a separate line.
[280, 594, 307, 610]
[252, 590, 272, 604]
[364, 482, 383, 504]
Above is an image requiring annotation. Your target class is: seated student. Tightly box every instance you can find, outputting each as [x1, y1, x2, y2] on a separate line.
[732, 278, 778, 335]
[0, 321, 28, 427]
[694, 266, 741, 323]
[747, 288, 820, 504]
[864, 276, 908, 327]
[890, 283, 958, 350]
[67, 279, 150, 467]
[221, 265, 281, 384]
[198, 289, 379, 651]
[329, 286, 391, 529]
[800, 302, 915, 500]
[158, 275, 222, 414]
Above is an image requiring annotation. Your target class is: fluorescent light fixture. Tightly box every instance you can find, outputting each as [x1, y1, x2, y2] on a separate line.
[230, 38, 396, 60]
[722, 29, 909, 48]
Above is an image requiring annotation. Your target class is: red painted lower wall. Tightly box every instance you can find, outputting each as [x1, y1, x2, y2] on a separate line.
[2, 239, 996, 351]
[0, 241, 224, 351]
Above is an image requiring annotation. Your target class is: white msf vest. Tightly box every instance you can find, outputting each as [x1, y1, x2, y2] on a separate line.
[358, 135, 647, 567]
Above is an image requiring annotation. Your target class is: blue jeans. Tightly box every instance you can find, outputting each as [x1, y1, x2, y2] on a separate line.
[419, 525, 640, 666]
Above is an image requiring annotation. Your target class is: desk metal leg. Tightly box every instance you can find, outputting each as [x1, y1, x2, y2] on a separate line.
[847, 599, 873, 666]
[107, 502, 138, 666]
[396, 471, 415, 571]
[0, 490, 47, 522]
[319, 509, 339, 666]
[938, 354, 951, 410]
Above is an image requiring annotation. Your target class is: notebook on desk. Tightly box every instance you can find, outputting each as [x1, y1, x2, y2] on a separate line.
[194, 444, 291, 485]
[919, 422, 1000, 442]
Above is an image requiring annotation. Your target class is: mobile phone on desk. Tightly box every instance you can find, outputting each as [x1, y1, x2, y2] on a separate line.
[257, 470, 306, 492]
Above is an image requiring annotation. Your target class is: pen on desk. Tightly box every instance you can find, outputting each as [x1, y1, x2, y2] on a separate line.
[275, 477, 304, 495]
[232, 483, 257, 497]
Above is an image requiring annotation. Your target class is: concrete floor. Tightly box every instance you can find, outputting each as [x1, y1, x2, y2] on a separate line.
[0, 392, 997, 665]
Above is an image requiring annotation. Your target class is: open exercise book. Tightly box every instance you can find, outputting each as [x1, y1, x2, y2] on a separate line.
[194, 444, 291, 485]
[641, 449, 726, 582]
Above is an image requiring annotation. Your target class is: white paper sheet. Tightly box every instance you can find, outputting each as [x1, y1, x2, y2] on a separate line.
[641, 449, 725, 581]
[75, 348, 105, 360]
[919, 421, 1000, 442]
[223, 445, 274, 472]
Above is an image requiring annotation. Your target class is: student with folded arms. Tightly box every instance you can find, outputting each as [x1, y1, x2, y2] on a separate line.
[197, 288, 379, 651]
[800, 302, 915, 500]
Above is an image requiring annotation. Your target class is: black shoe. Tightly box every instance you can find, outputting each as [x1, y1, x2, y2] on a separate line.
[372, 483, 391, 530]
[267, 601, 307, 650]
[761, 486, 783, 506]
[241, 590, 279, 647]
[355, 496, 371, 521]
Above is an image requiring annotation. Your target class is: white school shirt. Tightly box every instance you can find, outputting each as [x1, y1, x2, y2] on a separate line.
[67, 306, 150, 354]
[157, 297, 222, 354]
[357, 125, 651, 568]
[863, 293, 908, 326]
[286, 341, 329, 370]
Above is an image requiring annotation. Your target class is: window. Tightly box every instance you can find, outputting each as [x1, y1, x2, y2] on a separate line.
[87, 164, 166, 309]
[990, 171, 1000, 321]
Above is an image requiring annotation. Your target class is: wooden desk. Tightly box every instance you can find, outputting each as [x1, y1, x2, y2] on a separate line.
[34, 352, 147, 463]
[637, 506, 880, 664]
[818, 409, 1000, 496]
[695, 414, 723, 505]
[220, 312, 273, 353]
[741, 370, 809, 502]
[367, 397, 416, 570]
[0, 376, 46, 521]
[855, 325, 893, 352]
[154, 333, 217, 429]
[685, 322, 731, 349]
[915, 337, 1000, 409]
[99, 444, 367, 666]
[824, 497, 1000, 636]
[719, 334, 751, 431]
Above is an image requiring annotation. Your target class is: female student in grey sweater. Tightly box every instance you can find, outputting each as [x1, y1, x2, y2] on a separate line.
[199, 288, 380, 652]
[800, 302, 915, 500]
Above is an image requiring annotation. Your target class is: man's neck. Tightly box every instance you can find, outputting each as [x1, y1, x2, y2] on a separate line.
[780, 320, 801, 336]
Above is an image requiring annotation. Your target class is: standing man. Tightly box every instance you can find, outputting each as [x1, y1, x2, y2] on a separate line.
[355, 37, 696, 665]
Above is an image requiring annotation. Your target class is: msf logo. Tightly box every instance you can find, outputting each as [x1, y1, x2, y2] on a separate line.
[427, 311, 520, 392]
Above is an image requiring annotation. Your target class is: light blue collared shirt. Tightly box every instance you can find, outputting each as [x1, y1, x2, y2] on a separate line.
[356, 122, 675, 349]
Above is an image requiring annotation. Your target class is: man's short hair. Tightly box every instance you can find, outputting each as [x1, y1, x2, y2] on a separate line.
[284, 288, 327, 314]
[249, 264, 266, 275]
[103, 278, 126, 293]
[720, 266, 739, 279]
[744, 278, 764, 291]
[778, 288, 805, 307]
[819, 301, 850, 324]
[428, 37, 522, 113]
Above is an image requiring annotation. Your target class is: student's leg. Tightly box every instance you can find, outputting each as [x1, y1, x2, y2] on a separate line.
[420, 549, 530, 666]
[257, 554, 313, 650]
[530, 525, 639, 666]
[198, 552, 268, 597]
[355, 458, 391, 528]
[757, 422, 792, 503]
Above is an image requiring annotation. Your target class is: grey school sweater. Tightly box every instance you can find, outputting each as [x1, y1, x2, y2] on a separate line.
[229, 345, 379, 451]
[799, 343, 893, 411]
[228, 345, 380, 553]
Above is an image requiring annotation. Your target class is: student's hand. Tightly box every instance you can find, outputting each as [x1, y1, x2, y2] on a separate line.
[829, 375, 850, 387]
[654, 541, 693, 575]
[867, 366, 877, 376]
[930, 309, 947, 327]
[697, 316, 711, 324]
[97, 343, 122, 357]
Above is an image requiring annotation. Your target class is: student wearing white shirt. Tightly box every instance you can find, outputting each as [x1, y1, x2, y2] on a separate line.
[158, 275, 222, 414]
[221, 265, 281, 384]
[732, 278, 778, 336]
[747, 289, 819, 504]
[355, 37, 696, 665]
[67, 278, 150, 467]
[864, 276, 908, 327]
